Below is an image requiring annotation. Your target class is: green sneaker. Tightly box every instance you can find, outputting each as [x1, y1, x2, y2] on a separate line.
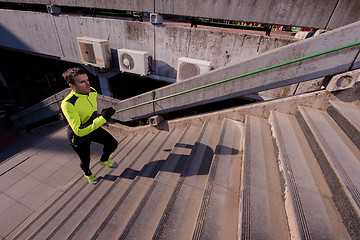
[85, 174, 99, 184]
[99, 157, 118, 168]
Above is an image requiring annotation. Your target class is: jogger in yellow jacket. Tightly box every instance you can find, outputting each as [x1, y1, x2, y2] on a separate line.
[62, 86, 105, 145]
[61, 67, 118, 184]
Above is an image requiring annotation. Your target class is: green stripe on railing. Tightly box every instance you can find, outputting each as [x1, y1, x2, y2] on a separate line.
[12, 40, 360, 120]
[116, 40, 360, 113]
[11, 97, 65, 121]
[41, 97, 64, 108]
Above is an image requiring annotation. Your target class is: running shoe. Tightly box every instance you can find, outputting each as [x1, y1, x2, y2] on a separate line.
[85, 174, 99, 184]
[99, 157, 118, 168]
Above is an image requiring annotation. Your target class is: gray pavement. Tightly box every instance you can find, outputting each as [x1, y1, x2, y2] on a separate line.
[0, 124, 83, 239]
[0, 120, 67, 163]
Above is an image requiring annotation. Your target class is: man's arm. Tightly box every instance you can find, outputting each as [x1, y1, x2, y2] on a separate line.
[61, 102, 106, 137]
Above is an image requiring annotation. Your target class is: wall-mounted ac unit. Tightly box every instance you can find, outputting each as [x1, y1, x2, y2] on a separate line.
[176, 57, 211, 82]
[118, 49, 150, 76]
[77, 37, 111, 68]
[150, 13, 163, 24]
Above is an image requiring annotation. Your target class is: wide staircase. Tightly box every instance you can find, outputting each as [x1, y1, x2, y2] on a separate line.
[11, 94, 360, 239]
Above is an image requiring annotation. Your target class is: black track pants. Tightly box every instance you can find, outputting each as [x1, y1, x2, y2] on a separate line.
[71, 127, 118, 176]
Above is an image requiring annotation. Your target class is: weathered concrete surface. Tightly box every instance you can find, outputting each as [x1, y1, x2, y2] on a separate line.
[154, 25, 293, 78]
[156, 0, 339, 28]
[1, 0, 359, 29]
[0, 0, 49, 3]
[2, 83, 360, 239]
[9, 21, 360, 126]
[10, 88, 70, 128]
[327, 0, 360, 29]
[326, 69, 360, 92]
[0, 9, 296, 79]
[102, 21, 360, 122]
[51, 0, 154, 13]
[0, 10, 62, 56]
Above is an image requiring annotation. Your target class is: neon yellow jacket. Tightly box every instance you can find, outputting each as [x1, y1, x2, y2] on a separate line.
[61, 87, 106, 145]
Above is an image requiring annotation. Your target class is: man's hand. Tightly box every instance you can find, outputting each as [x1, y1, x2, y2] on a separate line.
[101, 107, 116, 121]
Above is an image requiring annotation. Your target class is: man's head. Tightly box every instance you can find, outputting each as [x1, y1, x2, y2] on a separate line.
[62, 67, 91, 95]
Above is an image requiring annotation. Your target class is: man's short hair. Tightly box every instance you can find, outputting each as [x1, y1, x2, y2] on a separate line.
[62, 67, 87, 85]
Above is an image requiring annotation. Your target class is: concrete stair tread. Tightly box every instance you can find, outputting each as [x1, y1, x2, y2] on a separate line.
[240, 115, 289, 239]
[152, 124, 203, 187]
[6, 98, 360, 240]
[15, 163, 105, 239]
[97, 124, 202, 239]
[48, 131, 164, 239]
[91, 128, 185, 239]
[328, 100, 360, 130]
[72, 126, 180, 239]
[270, 110, 351, 239]
[297, 106, 360, 214]
[155, 122, 221, 239]
[119, 131, 168, 180]
[67, 177, 130, 239]
[12, 132, 148, 240]
[193, 118, 243, 239]
[12, 154, 105, 240]
[327, 100, 360, 149]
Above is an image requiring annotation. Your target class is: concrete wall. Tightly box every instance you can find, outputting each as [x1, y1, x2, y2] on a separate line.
[0, 9, 295, 79]
[1, 0, 359, 29]
[10, 21, 360, 126]
[52, 0, 153, 13]
[159, 0, 360, 29]
[156, 0, 338, 28]
[154, 25, 293, 78]
[97, 21, 360, 122]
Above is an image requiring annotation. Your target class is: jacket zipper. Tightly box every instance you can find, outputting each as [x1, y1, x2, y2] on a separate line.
[87, 96, 93, 107]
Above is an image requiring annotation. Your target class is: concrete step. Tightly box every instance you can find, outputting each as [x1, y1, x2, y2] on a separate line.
[326, 100, 360, 149]
[193, 118, 243, 239]
[13, 162, 103, 240]
[9, 99, 360, 240]
[95, 124, 202, 239]
[10, 134, 117, 240]
[46, 131, 161, 239]
[153, 122, 221, 239]
[12, 133, 147, 240]
[12, 158, 103, 239]
[296, 106, 360, 239]
[239, 115, 289, 239]
[83, 128, 184, 240]
[269, 110, 351, 240]
[7, 134, 126, 239]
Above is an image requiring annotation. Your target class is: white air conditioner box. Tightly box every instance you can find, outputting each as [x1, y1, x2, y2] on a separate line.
[47, 5, 61, 14]
[176, 57, 211, 82]
[77, 37, 111, 68]
[118, 49, 150, 76]
[150, 13, 163, 24]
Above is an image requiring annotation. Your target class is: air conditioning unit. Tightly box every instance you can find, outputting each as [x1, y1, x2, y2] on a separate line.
[77, 37, 111, 68]
[176, 57, 211, 82]
[46, 5, 61, 14]
[150, 13, 163, 24]
[118, 49, 150, 76]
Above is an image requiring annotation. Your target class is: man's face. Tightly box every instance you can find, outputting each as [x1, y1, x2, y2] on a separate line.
[70, 74, 91, 95]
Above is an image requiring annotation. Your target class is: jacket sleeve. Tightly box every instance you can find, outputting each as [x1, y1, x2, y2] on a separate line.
[61, 101, 106, 137]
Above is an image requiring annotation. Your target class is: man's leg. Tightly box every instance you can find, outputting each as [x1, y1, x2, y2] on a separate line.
[72, 141, 99, 184]
[91, 127, 118, 164]
[71, 141, 92, 176]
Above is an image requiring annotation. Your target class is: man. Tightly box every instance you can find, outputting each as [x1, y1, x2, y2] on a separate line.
[61, 67, 118, 184]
